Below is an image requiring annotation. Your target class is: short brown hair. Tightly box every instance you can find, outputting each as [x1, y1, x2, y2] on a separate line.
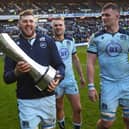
[19, 9, 34, 19]
[52, 17, 65, 26]
[102, 2, 120, 13]
[52, 17, 64, 21]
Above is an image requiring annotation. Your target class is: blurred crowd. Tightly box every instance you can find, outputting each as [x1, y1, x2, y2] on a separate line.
[0, 17, 129, 43]
[0, 0, 128, 43]
[0, 0, 129, 15]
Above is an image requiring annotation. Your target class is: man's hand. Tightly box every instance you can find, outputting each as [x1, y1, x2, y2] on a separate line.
[80, 77, 86, 88]
[88, 89, 98, 102]
[14, 61, 31, 76]
[47, 72, 62, 92]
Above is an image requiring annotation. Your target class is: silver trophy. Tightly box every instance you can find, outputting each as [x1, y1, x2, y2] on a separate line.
[0, 33, 57, 91]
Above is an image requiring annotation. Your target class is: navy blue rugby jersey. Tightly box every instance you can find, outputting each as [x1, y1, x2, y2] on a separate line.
[3, 33, 65, 99]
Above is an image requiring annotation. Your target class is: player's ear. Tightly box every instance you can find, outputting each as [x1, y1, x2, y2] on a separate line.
[116, 12, 120, 19]
[117, 14, 120, 18]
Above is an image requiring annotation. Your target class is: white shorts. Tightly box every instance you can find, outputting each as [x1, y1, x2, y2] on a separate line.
[55, 80, 79, 98]
[18, 95, 56, 129]
[100, 79, 129, 121]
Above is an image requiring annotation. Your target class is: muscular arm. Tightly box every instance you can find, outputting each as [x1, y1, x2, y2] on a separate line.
[86, 52, 97, 84]
[72, 53, 85, 87]
[86, 52, 98, 102]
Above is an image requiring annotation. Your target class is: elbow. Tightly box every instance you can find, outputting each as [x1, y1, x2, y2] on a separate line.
[3, 77, 12, 84]
[3, 75, 16, 84]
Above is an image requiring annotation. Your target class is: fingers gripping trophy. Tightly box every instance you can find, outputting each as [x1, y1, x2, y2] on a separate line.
[0, 33, 57, 91]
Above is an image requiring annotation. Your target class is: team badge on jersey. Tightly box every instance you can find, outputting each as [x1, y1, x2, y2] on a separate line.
[106, 42, 122, 57]
[39, 36, 47, 48]
[59, 48, 69, 59]
[40, 41, 47, 48]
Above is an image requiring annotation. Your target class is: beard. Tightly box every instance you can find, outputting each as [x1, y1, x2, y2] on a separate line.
[54, 31, 64, 37]
[21, 30, 35, 38]
[18, 25, 36, 38]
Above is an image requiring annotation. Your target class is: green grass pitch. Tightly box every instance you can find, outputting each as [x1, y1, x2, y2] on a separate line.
[0, 46, 124, 129]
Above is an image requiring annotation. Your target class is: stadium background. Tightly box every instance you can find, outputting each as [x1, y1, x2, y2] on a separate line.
[0, 0, 129, 129]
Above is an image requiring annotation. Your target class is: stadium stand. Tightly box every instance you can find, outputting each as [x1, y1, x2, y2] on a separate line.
[0, 0, 128, 44]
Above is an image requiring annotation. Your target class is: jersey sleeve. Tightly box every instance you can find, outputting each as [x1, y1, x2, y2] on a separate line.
[72, 39, 77, 54]
[87, 34, 97, 54]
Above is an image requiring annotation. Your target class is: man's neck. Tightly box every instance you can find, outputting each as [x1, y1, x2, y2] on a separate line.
[105, 24, 119, 33]
[22, 32, 36, 40]
[55, 35, 64, 41]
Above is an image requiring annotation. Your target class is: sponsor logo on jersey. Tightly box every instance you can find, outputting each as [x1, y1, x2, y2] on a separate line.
[59, 48, 69, 59]
[106, 42, 122, 57]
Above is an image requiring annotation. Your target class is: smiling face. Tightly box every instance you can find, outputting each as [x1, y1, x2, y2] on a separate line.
[18, 15, 36, 38]
[52, 19, 65, 37]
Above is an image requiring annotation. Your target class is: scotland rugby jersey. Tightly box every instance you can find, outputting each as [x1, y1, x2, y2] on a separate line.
[87, 28, 129, 81]
[4, 33, 65, 99]
[55, 37, 76, 83]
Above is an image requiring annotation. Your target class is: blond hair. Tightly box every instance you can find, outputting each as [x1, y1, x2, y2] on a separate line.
[51, 17, 65, 26]
[19, 9, 34, 19]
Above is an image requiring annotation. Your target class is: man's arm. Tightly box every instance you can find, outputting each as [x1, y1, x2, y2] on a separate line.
[47, 37, 65, 92]
[86, 52, 98, 102]
[72, 53, 86, 87]
[3, 56, 17, 84]
[86, 53, 97, 84]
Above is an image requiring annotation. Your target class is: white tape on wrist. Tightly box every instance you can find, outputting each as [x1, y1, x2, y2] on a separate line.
[88, 83, 95, 90]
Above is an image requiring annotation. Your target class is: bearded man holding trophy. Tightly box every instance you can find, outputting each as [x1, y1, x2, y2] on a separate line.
[2, 9, 65, 129]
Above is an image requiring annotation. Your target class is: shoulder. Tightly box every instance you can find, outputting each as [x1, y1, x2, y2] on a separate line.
[119, 28, 129, 36]
[64, 36, 75, 47]
[37, 33, 54, 44]
[37, 32, 52, 40]
[64, 35, 74, 42]
[94, 29, 106, 38]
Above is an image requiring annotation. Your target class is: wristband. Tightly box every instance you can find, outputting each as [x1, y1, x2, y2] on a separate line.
[88, 83, 95, 90]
